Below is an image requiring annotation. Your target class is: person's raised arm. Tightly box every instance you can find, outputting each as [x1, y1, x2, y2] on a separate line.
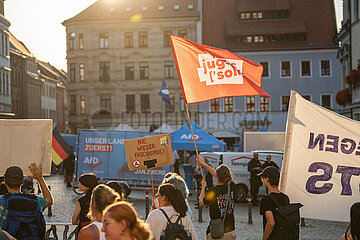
[199, 178, 207, 208]
[28, 163, 53, 207]
[197, 156, 216, 177]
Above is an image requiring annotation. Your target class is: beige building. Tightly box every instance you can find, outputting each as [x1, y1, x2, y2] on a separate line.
[63, 0, 200, 133]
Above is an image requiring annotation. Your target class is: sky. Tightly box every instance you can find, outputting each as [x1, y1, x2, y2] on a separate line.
[6, 0, 344, 72]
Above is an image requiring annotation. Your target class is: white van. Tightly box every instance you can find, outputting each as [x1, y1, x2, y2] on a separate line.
[199, 151, 283, 202]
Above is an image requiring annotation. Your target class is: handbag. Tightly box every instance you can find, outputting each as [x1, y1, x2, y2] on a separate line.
[210, 184, 231, 239]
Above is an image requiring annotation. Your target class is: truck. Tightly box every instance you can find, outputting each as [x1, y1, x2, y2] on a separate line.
[199, 151, 283, 202]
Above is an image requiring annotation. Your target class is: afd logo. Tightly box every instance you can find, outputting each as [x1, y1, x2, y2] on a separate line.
[180, 134, 204, 142]
[212, 145, 221, 151]
[84, 156, 103, 168]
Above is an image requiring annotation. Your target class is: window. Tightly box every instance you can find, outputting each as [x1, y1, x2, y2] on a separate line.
[126, 95, 135, 112]
[260, 96, 269, 112]
[79, 96, 85, 115]
[100, 62, 110, 81]
[302, 95, 311, 101]
[260, 62, 269, 77]
[79, 33, 84, 50]
[100, 94, 111, 112]
[180, 97, 185, 111]
[164, 61, 174, 79]
[246, 97, 255, 112]
[141, 94, 150, 113]
[140, 62, 149, 79]
[166, 93, 175, 112]
[139, 31, 148, 47]
[158, 5, 164, 11]
[70, 63, 76, 82]
[142, 6, 148, 11]
[126, 7, 131, 12]
[281, 96, 290, 111]
[224, 97, 233, 112]
[99, 33, 109, 49]
[178, 30, 187, 39]
[164, 30, 172, 47]
[174, 5, 180, 10]
[125, 63, 134, 80]
[321, 60, 331, 76]
[69, 32, 75, 50]
[281, 61, 291, 77]
[321, 94, 331, 108]
[125, 32, 133, 48]
[188, 3, 194, 9]
[301, 61, 311, 77]
[211, 99, 220, 112]
[79, 63, 85, 81]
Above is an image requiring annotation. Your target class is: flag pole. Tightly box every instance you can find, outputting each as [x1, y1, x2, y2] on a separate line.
[185, 104, 204, 178]
[151, 169, 155, 197]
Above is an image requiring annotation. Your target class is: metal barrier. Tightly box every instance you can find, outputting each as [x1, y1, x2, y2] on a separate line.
[45, 223, 78, 240]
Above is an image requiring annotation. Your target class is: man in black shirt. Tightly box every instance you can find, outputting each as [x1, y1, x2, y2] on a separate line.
[247, 152, 262, 205]
[262, 155, 279, 170]
[259, 166, 290, 240]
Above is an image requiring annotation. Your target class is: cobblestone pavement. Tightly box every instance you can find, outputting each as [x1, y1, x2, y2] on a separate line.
[43, 174, 347, 240]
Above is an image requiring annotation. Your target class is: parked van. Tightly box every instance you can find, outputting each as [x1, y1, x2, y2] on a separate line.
[199, 151, 283, 202]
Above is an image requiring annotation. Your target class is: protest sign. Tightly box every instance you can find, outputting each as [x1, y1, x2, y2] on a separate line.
[125, 134, 173, 171]
[280, 91, 360, 222]
[0, 119, 52, 176]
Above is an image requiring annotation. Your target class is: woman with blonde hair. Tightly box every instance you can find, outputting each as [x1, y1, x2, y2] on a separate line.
[102, 201, 151, 240]
[78, 184, 120, 240]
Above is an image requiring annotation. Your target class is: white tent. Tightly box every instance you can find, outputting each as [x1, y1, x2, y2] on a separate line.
[113, 123, 134, 131]
[211, 130, 240, 138]
[153, 123, 175, 133]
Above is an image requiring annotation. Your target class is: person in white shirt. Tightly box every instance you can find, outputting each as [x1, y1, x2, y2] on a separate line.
[146, 183, 197, 240]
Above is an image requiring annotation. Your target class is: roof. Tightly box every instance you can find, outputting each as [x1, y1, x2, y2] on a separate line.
[63, 0, 199, 25]
[37, 60, 60, 80]
[9, 32, 32, 56]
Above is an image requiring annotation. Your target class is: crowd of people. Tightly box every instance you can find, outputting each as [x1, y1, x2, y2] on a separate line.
[0, 153, 359, 240]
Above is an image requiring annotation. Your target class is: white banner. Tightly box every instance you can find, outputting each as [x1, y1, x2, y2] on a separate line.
[280, 91, 360, 222]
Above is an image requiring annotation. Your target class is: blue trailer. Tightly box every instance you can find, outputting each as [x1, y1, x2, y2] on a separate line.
[74, 130, 171, 187]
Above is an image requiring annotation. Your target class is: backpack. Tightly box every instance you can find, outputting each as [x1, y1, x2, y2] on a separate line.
[159, 208, 191, 240]
[269, 194, 303, 240]
[4, 193, 46, 240]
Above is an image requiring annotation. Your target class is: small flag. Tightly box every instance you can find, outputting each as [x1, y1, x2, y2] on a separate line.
[52, 127, 72, 166]
[170, 35, 271, 104]
[158, 79, 171, 105]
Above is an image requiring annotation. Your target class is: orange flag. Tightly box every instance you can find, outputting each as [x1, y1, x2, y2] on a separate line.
[170, 35, 271, 104]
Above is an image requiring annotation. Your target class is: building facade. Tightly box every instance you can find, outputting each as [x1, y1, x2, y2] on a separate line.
[200, 0, 342, 147]
[10, 32, 42, 119]
[63, 0, 200, 133]
[337, 0, 360, 119]
[0, 0, 11, 114]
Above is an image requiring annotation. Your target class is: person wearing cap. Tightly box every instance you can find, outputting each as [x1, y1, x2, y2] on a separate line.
[258, 166, 290, 240]
[0, 163, 54, 231]
[72, 173, 99, 230]
[247, 152, 263, 205]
